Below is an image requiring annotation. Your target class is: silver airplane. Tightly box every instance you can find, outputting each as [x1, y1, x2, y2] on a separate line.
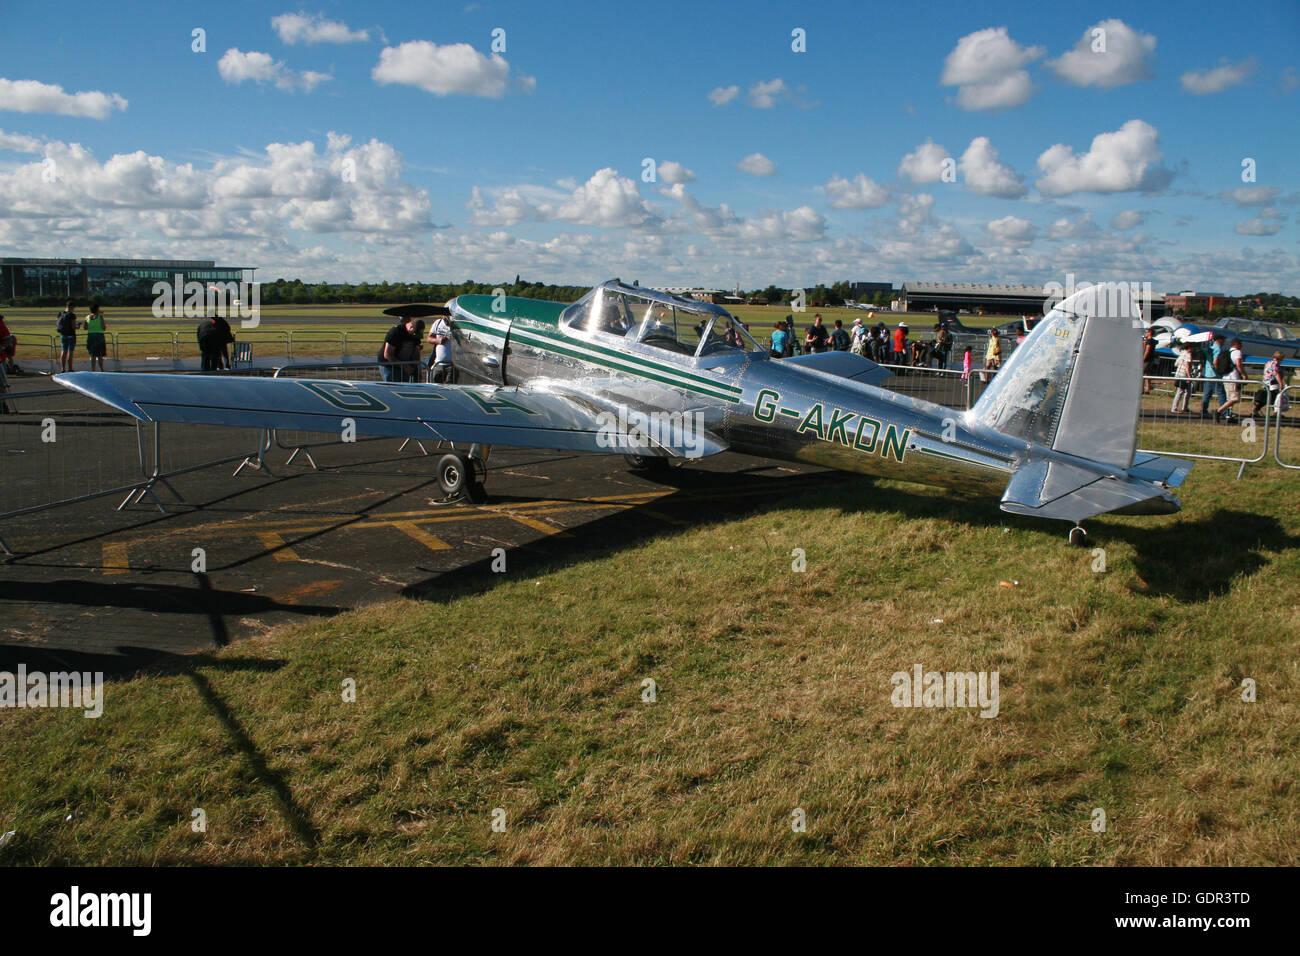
[56, 279, 1190, 546]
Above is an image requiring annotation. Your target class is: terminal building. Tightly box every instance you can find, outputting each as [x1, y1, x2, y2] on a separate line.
[897, 281, 1166, 319]
[0, 257, 253, 303]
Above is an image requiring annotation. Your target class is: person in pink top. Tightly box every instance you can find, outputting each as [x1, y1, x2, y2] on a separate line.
[961, 346, 972, 381]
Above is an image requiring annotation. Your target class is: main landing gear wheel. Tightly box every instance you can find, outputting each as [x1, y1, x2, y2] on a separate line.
[624, 454, 672, 472]
[1068, 525, 1089, 547]
[436, 453, 488, 503]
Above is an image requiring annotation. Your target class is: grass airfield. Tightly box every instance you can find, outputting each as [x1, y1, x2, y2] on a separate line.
[1, 455, 1296, 866]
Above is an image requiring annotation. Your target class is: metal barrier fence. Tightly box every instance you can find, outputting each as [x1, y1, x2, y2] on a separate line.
[0, 384, 266, 554]
[1136, 374, 1278, 477]
[1274, 384, 1298, 470]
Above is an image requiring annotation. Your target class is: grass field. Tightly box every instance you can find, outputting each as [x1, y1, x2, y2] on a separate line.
[0, 303, 1013, 363]
[1, 455, 1297, 865]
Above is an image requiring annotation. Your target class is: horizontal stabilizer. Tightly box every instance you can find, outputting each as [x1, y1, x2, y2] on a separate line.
[1001, 457, 1183, 522]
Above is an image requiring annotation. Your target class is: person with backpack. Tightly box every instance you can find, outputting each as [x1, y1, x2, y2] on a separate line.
[830, 319, 850, 352]
[933, 322, 953, 369]
[56, 300, 81, 373]
[85, 303, 108, 372]
[196, 314, 234, 371]
[1216, 337, 1246, 423]
[1198, 333, 1229, 421]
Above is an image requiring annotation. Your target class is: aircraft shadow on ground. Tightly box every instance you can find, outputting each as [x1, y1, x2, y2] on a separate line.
[402, 464, 1297, 608]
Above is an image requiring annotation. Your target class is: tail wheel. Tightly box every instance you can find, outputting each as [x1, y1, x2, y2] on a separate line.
[1068, 525, 1089, 548]
[624, 454, 672, 472]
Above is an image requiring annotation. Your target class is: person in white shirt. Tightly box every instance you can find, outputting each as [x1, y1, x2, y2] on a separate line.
[1217, 337, 1246, 422]
[426, 315, 454, 383]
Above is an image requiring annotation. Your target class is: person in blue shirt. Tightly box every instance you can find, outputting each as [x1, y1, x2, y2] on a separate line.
[1198, 332, 1228, 420]
[770, 322, 787, 358]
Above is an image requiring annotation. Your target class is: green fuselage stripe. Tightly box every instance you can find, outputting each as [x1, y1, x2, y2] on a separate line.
[454, 316, 743, 403]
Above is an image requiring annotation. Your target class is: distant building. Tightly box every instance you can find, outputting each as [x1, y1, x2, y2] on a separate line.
[900, 281, 1165, 319]
[849, 281, 893, 299]
[1163, 291, 1231, 315]
[0, 257, 254, 302]
[654, 287, 728, 304]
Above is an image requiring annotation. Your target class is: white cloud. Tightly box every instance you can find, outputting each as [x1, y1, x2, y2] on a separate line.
[272, 12, 369, 45]
[0, 78, 126, 119]
[1221, 185, 1282, 206]
[987, 215, 1037, 246]
[0, 129, 42, 152]
[940, 28, 1043, 110]
[1048, 212, 1098, 238]
[897, 140, 951, 184]
[1050, 19, 1156, 88]
[1180, 58, 1256, 95]
[1110, 209, 1145, 230]
[823, 173, 890, 209]
[708, 85, 740, 106]
[958, 137, 1026, 198]
[737, 205, 825, 242]
[469, 168, 662, 229]
[748, 78, 787, 108]
[657, 160, 695, 186]
[1035, 119, 1173, 196]
[218, 49, 330, 92]
[735, 152, 775, 176]
[372, 41, 512, 98]
[1235, 207, 1283, 236]
[1282, 67, 1300, 94]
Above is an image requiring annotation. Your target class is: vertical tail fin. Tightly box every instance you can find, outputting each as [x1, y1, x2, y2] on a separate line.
[971, 286, 1142, 470]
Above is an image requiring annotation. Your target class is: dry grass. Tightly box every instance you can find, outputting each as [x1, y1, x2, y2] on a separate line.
[1, 460, 1297, 865]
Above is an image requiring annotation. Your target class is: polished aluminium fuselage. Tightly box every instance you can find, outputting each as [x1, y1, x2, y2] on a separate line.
[446, 294, 1019, 496]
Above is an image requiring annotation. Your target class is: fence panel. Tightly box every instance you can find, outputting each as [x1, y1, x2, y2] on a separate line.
[1273, 384, 1298, 469]
[1136, 374, 1272, 473]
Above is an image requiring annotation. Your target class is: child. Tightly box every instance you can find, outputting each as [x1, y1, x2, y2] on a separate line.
[1171, 343, 1192, 413]
[961, 346, 972, 381]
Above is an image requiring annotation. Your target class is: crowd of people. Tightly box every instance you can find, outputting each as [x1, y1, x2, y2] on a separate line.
[769, 312, 989, 377]
[1165, 330, 1288, 422]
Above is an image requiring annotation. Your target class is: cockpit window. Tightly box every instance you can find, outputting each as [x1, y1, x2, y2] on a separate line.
[560, 282, 765, 359]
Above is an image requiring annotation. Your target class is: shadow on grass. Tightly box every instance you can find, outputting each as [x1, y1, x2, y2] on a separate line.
[401, 464, 1296, 608]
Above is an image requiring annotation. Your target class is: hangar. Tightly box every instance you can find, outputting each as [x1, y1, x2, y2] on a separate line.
[898, 281, 1166, 319]
[0, 257, 254, 304]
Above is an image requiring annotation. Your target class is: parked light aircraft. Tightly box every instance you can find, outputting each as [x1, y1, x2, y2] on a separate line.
[56, 280, 1191, 546]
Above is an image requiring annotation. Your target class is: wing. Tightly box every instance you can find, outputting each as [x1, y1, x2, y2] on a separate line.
[54, 372, 728, 458]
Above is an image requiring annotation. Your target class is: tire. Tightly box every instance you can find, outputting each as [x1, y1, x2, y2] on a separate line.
[624, 454, 671, 472]
[1068, 526, 1089, 548]
[464, 480, 488, 504]
[437, 453, 472, 497]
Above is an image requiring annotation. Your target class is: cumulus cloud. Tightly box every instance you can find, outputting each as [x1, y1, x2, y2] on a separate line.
[0, 132, 433, 253]
[468, 168, 662, 229]
[1220, 185, 1282, 206]
[708, 85, 740, 106]
[272, 12, 369, 45]
[218, 49, 331, 92]
[940, 28, 1044, 110]
[736, 205, 825, 242]
[1110, 209, 1145, 230]
[897, 140, 952, 184]
[748, 78, 787, 108]
[1048, 212, 1098, 238]
[1235, 207, 1283, 235]
[987, 215, 1037, 246]
[0, 78, 126, 119]
[657, 160, 695, 186]
[823, 173, 890, 209]
[1035, 119, 1173, 196]
[0, 129, 42, 152]
[1049, 19, 1156, 88]
[372, 41, 513, 97]
[958, 137, 1026, 198]
[735, 152, 775, 176]
[1180, 58, 1255, 95]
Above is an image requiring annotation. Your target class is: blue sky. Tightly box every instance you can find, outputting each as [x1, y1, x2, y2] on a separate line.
[1, 0, 1297, 292]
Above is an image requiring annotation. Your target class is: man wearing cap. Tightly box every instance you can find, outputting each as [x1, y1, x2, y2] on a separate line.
[892, 321, 909, 365]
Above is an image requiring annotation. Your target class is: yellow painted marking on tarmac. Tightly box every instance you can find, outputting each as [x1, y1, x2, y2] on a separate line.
[256, 532, 301, 562]
[495, 511, 568, 535]
[393, 522, 453, 552]
[102, 542, 129, 575]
